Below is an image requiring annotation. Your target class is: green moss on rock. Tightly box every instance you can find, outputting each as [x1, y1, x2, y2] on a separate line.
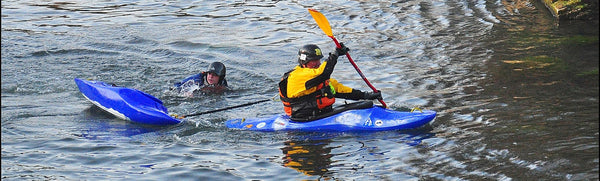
[543, 0, 599, 20]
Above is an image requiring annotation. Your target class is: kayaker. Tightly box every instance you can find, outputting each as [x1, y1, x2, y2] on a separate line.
[173, 61, 228, 95]
[278, 44, 382, 121]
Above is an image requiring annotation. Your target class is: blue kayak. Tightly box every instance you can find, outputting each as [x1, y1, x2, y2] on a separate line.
[74, 78, 181, 125]
[225, 101, 436, 132]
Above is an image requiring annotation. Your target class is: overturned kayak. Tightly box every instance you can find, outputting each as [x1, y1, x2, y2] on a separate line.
[225, 101, 436, 132]
[74, 78, 181, 125]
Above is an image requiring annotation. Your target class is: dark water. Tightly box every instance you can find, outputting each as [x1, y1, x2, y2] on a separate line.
[2, 0, 598, 180]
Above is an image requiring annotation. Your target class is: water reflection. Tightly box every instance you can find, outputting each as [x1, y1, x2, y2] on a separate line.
[281, 138, 335, 177]
[280, 131, 436, 178]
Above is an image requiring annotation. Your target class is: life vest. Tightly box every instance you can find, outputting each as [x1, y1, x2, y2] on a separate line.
[278, 71, 336, 118]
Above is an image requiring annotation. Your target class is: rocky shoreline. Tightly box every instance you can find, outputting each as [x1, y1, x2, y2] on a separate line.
[542, 0, 599, 20]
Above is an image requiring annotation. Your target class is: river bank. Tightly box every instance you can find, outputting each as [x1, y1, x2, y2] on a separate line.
[543, 0, 599, 20]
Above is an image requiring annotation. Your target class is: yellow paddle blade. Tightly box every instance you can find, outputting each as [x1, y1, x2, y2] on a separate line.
[308, 9, 333, 37]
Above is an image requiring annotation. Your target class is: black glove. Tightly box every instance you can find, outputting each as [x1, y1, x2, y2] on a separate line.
[326, 52, 339, 65]
[335, 43, 350, 56]
[363, 91, 382, 100]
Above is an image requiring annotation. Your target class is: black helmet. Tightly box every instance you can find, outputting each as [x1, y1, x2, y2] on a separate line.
[298, 44, 324, 65]
[207, 62, 226, 77]
[206, 62, 226, 83]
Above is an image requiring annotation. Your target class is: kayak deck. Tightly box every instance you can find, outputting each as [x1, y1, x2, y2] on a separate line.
[226, 102, 436, 132]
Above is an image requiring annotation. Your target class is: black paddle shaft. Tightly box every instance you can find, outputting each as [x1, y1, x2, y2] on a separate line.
[182, 99, 271, 118]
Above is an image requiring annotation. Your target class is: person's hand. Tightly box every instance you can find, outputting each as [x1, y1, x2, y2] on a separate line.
[364, 91, 382, 100]
[335, 42, 350, 56]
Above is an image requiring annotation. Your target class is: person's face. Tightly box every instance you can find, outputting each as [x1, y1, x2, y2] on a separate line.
[206, 72, 220, 85]
[303, 59, 321, 68]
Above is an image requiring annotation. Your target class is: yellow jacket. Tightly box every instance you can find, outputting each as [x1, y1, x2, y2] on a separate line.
[285, 61, 353, 98]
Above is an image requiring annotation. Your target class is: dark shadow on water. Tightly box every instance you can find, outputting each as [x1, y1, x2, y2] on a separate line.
[81, 104, 117, 119]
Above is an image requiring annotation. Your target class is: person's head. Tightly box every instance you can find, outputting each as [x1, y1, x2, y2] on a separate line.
[298, 44, 324, 68]
[205, 62, 226, 85]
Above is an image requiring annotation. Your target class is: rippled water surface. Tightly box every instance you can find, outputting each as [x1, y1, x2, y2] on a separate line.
[2, 0, 598, 180]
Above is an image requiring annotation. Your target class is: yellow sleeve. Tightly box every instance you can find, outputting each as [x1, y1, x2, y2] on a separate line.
[329, 78, 353, 93]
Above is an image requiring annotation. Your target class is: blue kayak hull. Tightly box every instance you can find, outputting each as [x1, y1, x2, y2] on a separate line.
[225, 106, 436, 132]
[74, 78, 181, 125]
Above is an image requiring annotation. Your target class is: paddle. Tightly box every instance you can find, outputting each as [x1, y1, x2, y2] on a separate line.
[308, 9, 387, 108]
[172, 98, 273, 119]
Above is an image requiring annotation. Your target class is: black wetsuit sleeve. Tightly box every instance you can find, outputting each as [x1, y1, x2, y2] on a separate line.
[335, 89, 365, 100]
[305, 53, 339, 89]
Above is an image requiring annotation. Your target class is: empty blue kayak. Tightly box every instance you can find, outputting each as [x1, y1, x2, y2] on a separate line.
[74, 78, 181, 125]
[225, 101, 436, 132]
